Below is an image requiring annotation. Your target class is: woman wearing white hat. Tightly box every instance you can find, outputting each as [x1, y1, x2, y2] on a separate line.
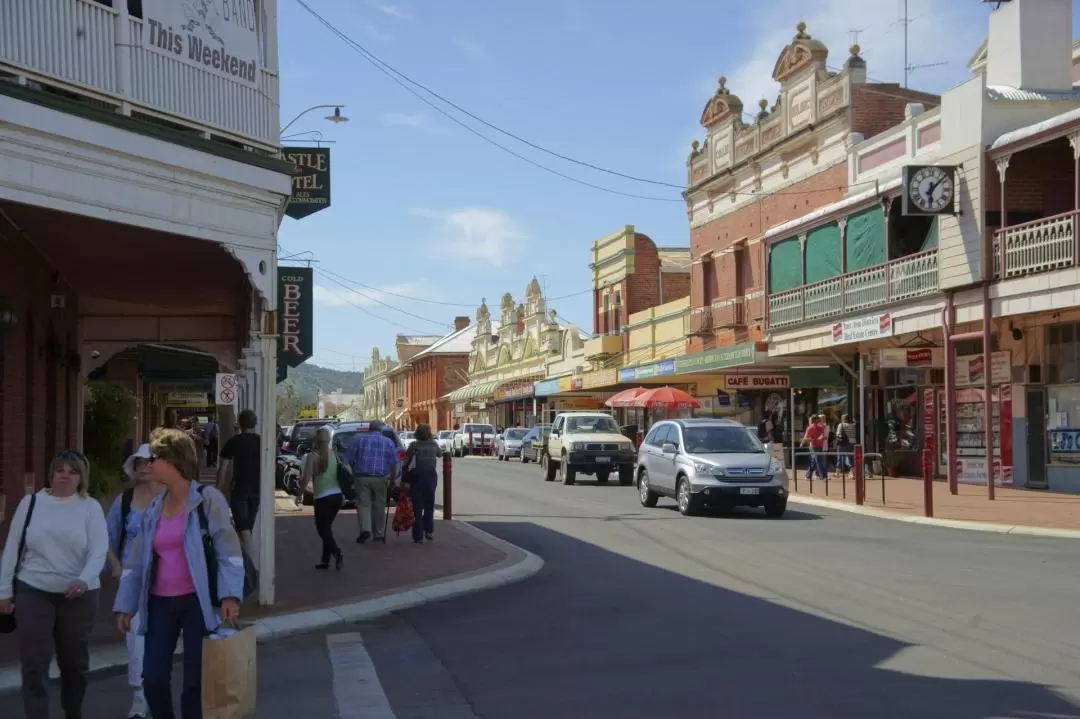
[105, 443, 163, 719]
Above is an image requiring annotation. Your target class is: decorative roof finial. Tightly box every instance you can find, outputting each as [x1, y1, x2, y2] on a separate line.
[691, 139, 700, 152]
[717, 75, 728, 93]
[849, 43, 861, 57]
[795, 21, 809, 38]
[759, 98, 769, 110]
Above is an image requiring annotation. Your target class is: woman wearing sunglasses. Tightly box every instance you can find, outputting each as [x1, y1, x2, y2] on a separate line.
[0, 449, 110, 719]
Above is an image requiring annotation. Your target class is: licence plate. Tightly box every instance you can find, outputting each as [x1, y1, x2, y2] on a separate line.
[739, 487, 760, 495]
[595, 456, 611, 463]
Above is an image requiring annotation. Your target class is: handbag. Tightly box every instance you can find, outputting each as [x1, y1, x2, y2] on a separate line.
[335, 454, 357, 502]
[196, 487, 257, 607]
[0, 494, 38, 634]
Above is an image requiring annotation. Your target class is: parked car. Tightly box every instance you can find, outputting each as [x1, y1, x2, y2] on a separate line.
[635, 418, 789, 518]
[436, 430, 455, 455]
[519, 425, 551, 463]
[283, 418, 340, 454]
[495, 427, 528, 461]
[286, 420, 407, 507]
[453, 423, 496, 456]
[399, 430, 416, 449]
[543, 412, 635, 485]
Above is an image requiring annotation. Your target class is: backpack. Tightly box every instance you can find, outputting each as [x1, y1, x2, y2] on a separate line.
[195, 486, 257, 606]
[117, 487, 135, 559]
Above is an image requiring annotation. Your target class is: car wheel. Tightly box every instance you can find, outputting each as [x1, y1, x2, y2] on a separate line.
[595, 470, 610, 484]
[543, 454, 556, 482]
[677, 477, 699, 516]
[520, 450, 529, 463]
[638, 470, 659, 507]
[560, 455, 575, 485]
[765, 500, 787, 518]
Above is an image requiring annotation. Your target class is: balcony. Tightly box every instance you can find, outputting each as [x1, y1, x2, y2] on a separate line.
[1, 0, 278, 150]
[584, 333, 622, 360]
[683, 307, 712, 336]
[993, 211, 1078, 281]
[711, 297, 746, 329]
[768, 250, 939, 329]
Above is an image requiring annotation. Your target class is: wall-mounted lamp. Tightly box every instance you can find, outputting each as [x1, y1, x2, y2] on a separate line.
[0, 306, 17, 327]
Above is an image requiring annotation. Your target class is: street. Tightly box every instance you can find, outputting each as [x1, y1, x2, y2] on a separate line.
[4, 458, 1080, 718]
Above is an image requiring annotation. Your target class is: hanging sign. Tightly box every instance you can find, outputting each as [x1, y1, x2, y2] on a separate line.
[278, 267, 313, 368]
[214, 373, 238, 407]
[283, 147, 332, 220]
[141, 0, 261, 85]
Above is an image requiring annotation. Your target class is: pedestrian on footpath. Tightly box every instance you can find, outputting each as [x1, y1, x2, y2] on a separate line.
[344, 421, 400, 544]
[403, 424, 443, 544]
[114, 428, 245, 719]
[0, 450, 109, 719]
[216, 408, 261, 558]
[300, 427, 345, 570]
[801, 415, 828, 481]
[105, 443, 165, 719]
[204, 418, 219, 469]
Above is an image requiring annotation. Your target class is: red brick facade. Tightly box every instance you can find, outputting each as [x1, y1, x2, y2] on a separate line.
[0, 227, 80, 534]
[408, 353, 469, 432]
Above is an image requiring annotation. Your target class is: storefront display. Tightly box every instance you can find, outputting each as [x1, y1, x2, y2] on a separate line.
[937, 351, 1013, 485]
[1048, 384, 1080, 464]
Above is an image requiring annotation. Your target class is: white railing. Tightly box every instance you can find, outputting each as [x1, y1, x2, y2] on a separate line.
[993, 211, 1078, 280]
[768, 250, 939, 329]
[0, 0, 278, 150]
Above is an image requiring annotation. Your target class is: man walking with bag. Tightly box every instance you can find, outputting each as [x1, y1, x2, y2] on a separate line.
[343, 422, 400, 544]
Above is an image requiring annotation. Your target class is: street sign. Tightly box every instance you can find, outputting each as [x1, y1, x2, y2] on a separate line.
[215, 373, 238, 407]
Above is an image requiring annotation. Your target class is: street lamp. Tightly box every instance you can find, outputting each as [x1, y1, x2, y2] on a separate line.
[279, 104, 349, 135]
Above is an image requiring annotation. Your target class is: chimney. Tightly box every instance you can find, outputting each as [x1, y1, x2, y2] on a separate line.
[454, 316, 470, 331]
[987, 0, 1072, 92]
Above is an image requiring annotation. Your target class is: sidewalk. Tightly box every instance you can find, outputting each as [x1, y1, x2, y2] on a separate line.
[788, 471, 1080, 533]
[0, 497, 540, 692]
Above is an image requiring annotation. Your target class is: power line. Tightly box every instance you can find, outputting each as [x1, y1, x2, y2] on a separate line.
[311, 275, 436, 335]
[315, 269, 452, 329]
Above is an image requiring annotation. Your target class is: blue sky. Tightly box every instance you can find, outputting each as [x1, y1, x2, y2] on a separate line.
[276, 0, 1079, 373]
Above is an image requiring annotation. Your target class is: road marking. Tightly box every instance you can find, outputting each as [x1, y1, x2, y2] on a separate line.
[327, 633, 395, 719]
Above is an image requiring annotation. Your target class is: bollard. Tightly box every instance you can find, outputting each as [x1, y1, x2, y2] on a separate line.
[922, 448, 934, 517]
[442, 451, 453, 521]
[853, 444, 864, 505]
[468, 431, 473, 456]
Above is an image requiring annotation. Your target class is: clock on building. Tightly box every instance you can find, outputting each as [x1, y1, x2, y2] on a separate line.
[901, 165, 957, 216]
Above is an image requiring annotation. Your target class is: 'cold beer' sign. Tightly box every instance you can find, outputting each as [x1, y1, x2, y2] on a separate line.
[278, 267, 313, 368]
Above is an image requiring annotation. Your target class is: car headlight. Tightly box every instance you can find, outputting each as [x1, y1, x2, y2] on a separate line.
[769, 459, 785, 475]
[692, 461, 722, 476]
[571, 442, 585, 451]
[619, 442, 633, 451]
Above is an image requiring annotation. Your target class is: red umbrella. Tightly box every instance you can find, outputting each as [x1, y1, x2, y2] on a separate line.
[605, 387, 648, 408]
[632, 386, 701, 410]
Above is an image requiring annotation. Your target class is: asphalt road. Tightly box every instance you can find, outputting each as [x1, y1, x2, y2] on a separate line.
[4, 456, 1079, 718]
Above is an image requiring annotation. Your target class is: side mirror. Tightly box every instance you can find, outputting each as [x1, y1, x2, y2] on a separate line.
[661, 441, 678, 454]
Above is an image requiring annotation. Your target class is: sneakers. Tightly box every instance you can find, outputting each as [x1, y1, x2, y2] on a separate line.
[128, 688, 148, 718]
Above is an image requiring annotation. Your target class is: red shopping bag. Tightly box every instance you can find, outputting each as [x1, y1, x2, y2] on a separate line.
[392, 487, 414, 533]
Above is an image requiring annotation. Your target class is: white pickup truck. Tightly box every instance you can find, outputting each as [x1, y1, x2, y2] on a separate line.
[543, 411, 636, 486]
[452, 423, 496, 456]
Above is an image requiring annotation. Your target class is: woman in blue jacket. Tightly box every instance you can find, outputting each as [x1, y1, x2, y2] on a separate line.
[114, 428, 245, 719]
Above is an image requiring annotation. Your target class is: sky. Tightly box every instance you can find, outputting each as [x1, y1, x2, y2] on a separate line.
[276, 0, 1080, 373]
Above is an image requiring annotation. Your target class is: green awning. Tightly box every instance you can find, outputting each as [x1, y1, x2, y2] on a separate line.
[445, 379, 501, 403]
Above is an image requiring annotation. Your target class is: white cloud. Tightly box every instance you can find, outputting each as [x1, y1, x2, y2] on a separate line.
[454, 37, 486, 59]
[372, 2, 410, 20]
[710, 0, 986, 126]
[360, 24, 394, 43]
[313, 282, 431, 307]
[412, 207, 526, 268]
[381, 112, 426, 128]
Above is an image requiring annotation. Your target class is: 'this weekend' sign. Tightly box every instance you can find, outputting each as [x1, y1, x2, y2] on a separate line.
[283, 148, 332, 220]
[141, 0, 262, 85]
[278, 267, 313, 368]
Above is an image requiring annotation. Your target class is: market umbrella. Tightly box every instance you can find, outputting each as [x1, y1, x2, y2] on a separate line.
[605, 387, 648, 408]
[632, 386, 701, 410]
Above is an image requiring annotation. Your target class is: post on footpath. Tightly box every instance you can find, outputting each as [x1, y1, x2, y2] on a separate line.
[853, 444, 864, 506]
[468, 431, 473, 456]
[922, 448, 935, 518]
[442, 450, 453, 520]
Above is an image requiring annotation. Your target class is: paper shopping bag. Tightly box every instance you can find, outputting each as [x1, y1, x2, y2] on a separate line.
[202, 625, 257, 719]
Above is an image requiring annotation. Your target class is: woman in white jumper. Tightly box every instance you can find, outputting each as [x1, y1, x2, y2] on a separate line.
[0, 450, 110, 719]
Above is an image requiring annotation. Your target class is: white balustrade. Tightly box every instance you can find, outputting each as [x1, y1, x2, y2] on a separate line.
[993, 211, 1078, 280]
[1, 0, 278, 150]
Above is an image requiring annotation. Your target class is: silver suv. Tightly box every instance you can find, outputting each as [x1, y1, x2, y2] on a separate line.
[635, 419, 789, 517]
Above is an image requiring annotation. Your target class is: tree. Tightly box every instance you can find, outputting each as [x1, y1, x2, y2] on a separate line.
[276, 382, 302, 422]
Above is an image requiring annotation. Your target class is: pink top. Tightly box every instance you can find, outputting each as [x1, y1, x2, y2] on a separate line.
[151, 511, 196, 597]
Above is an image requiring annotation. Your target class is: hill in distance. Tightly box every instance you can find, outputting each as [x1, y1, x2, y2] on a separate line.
[278, 363, 363, 405]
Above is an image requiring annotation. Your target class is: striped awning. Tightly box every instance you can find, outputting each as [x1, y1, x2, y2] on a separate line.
[445, 379, 501, 403]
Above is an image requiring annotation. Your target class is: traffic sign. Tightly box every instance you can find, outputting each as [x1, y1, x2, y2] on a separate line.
[215, 373, 239, 407]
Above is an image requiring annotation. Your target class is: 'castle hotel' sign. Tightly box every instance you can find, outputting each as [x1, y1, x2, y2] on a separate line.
[283, 147, 332, 220]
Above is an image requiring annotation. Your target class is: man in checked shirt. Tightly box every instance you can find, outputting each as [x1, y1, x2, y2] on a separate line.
[343, 422, 401, 544]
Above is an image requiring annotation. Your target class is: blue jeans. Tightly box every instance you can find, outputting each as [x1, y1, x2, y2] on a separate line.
[805, 449, 827, 479]
[410, 469, 438, 541]
[143, 593, 206, 719]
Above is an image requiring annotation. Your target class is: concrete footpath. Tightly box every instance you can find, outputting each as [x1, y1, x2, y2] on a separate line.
[0, 503, 542, 694]
[788, 473, 1080, 538]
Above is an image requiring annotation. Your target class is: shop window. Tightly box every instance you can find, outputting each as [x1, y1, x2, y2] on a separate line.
[845, 205, 886, 272]
[883, 385, 919, 452]
[888, 200, 937, 259]
[1046, 322, 1080, 384]
[768, 236, 801, 293]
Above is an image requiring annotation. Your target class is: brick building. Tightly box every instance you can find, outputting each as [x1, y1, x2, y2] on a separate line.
[405, 317, 473, 431]
[386, 334, 440, 429]
[684, 24, 939, 353]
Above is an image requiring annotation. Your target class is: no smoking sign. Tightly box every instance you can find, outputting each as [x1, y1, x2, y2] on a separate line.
[215, 373, 239, 407]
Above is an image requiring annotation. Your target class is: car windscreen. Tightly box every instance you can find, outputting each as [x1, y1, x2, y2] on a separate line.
[438, 431, 454, 439]
[401, 432, 414, 439]
[682, 426, 765, 454]
[292, 424, 322, 441]
[463, 425, 494, 435]
[565, 416, 619, 433]
[504, 429, 527, 440]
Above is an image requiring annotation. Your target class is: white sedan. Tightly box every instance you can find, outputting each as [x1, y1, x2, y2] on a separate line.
[436, 430, 455, 454]
[495, 428, 529, 461]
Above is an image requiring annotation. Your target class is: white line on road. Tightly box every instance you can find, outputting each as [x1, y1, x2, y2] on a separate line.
[327, 633, 395, 719]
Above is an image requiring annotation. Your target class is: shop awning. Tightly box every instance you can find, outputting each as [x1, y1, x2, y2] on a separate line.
[445, 379, 501, 404]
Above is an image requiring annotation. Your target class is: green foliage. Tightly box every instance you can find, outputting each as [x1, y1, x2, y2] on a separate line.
[276, 363, 363, 410]
[82, 381, 136, 497]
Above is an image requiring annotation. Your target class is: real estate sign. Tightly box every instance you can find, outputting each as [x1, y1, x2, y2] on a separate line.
[141, 0, 262, 85]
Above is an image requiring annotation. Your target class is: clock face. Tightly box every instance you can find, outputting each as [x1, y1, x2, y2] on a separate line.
[907, 166, 954, 213]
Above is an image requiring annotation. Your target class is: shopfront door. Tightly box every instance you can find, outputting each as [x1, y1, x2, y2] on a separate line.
[1025, 387, 1048, 489]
